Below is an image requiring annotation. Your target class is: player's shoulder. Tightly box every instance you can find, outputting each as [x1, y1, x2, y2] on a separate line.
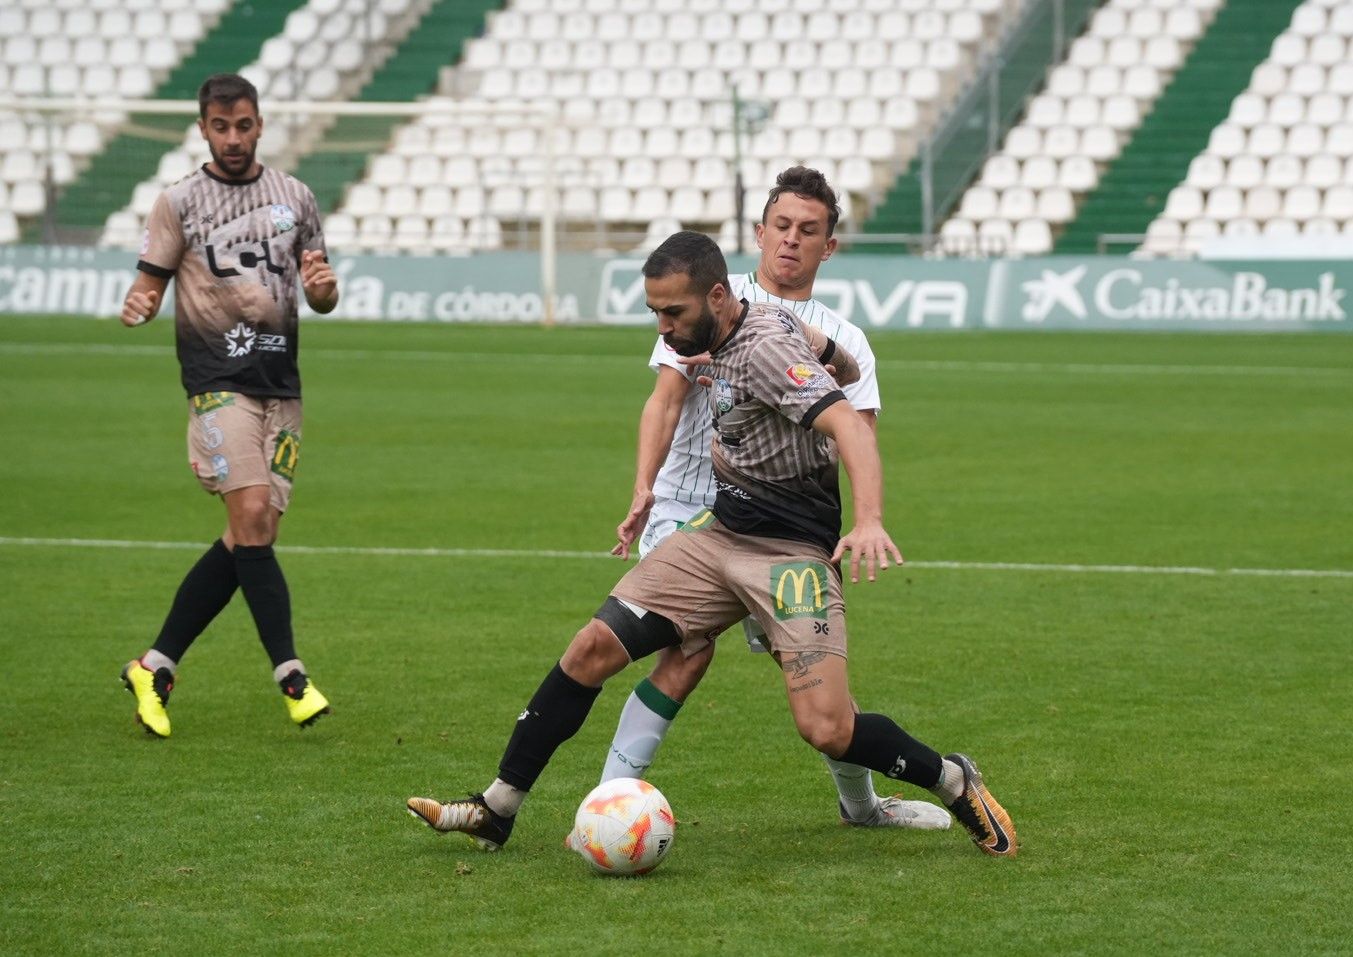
[803, 299, 873, 353]
[160, 166, 209, 205]
[266, 167, 318, 203]
[745, 299, 801, 336]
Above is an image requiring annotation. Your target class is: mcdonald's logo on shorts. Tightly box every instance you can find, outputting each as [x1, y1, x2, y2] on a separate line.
[771, 562, 828, 621]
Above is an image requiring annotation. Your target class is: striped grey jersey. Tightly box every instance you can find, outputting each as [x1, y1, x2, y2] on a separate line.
[646, 272, 880, 507]
[139, 165, 326, 398]
[707, 301, 851, 554]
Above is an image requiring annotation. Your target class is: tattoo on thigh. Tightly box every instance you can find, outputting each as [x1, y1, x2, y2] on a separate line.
[789, 678, 824, 694]
[781, 651, 827, 680]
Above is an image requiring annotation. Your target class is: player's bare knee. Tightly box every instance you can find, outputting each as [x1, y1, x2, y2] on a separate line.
[227, 493, 275, 545]
[560, 619, 629, 686]
[796, 712, 854, 758]
[648, 643, 712, 702]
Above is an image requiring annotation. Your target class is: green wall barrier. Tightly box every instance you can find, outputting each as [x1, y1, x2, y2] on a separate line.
[3, 246, 1349, 332]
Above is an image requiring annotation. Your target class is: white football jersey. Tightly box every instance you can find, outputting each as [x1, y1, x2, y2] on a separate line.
[647, 271, 881, 508]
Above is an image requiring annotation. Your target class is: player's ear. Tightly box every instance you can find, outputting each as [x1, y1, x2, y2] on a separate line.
[821, 235, 838, 263]
[753, 222, 766, 252]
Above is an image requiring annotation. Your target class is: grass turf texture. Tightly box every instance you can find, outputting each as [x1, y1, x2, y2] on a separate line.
[1, 315, 1350, 955]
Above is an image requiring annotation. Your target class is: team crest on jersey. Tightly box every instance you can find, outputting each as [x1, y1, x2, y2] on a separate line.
[269, 203, 296, 232]
[785, 363, 815, 386]
[714, 377, 733, 414]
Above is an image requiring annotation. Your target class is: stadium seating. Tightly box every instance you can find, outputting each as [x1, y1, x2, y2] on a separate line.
[95, 0, 426, 248]
[0, 0, 227, 231]
[1143, 0, 1353, 256]
[325, 0, 1037, 253]
[940, 0, 1220, 256]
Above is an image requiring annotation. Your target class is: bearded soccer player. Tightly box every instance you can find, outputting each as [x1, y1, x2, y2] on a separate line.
[407, 232, 1016, 859]
[601, 167, 949, 831]
[117, 73, 338, 737]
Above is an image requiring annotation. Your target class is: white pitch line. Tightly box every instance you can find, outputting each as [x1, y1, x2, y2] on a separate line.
[2, 536, 1351, 579]
[1, 341, 1349, 378]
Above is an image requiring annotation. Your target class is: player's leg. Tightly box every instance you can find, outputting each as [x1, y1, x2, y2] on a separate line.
[742, 615, 942, 828]
[408, 528, 742, 851]
[776, 652, 1016, 856]
[122, 394, 245, 737]
[224, 398, 329, 727]
[406, 610, 666, 850]
[600, 642, 714, 782]
[598, 501, 715, 781]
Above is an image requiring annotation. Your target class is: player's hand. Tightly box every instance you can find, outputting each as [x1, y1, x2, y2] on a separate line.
[611, 488, 655, 560]
[301, 249, 337, 303]
[830, 521, 904, 584]
[675, 353, 715, 388]
[675, 351, 712, 367]
[121, 289, 159, 327]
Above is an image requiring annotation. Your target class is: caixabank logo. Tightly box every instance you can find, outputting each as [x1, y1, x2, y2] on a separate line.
[1019, 266, 1348, 325]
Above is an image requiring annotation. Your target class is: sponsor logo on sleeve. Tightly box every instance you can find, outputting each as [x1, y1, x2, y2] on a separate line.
[785, 363, 815, 386]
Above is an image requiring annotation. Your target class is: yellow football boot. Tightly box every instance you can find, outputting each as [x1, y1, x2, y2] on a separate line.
[279, 670, 331, 728]
[120, 659, 172, 738]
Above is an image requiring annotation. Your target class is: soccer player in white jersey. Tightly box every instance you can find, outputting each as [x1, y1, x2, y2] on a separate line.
[602, 167, 950, 830]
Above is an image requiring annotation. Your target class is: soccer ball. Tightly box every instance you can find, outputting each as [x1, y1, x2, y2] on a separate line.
[568, 777, 675, 876]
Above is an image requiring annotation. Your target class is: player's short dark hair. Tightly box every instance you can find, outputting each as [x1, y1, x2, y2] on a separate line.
[642, 230, 729, 297]
[762, 165, 841, 237]
[198, 73, 259, 119]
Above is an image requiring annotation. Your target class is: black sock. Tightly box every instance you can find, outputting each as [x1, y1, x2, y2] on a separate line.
[839, 712, 943, 789]
[497, 662, 603, 791]
[150, 539, 238, 663]
[233, 544, 296, 668]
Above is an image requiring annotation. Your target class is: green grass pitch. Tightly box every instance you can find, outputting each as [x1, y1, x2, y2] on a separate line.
[1, 314, 1350, 954]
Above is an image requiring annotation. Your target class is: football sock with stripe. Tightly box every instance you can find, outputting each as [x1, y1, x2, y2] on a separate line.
[838, 712, 944, 789]
[234, 544, 297, 668]
[150, 538, 238, 664]
[823, 755, 882, 820]
[497, 662, 603, 800]
[600, 677, 682, 783]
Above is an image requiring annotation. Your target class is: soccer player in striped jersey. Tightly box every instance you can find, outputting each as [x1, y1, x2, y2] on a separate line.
[116, 74, 337, 737]
[601, 167, 950, 830]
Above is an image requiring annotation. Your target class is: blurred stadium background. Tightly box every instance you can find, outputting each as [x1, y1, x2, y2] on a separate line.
[3, 0, 1352, 265]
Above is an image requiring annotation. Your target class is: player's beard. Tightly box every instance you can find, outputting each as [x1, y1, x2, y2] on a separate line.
[666, 304, 718, 357]
[210, 141, 256, 179]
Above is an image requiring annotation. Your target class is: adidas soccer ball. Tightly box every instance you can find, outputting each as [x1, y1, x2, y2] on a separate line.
[569, 777, 675, 876]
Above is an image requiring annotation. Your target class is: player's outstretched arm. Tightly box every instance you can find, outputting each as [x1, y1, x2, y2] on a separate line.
[120, 272, 168, 327]
[810, 400, 904, 583]
[613, 366, 691, 558]
[301, 250, 339, 313]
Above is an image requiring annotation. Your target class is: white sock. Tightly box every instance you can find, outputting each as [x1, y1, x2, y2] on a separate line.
[600, 678, 681, 783]
[141, 650, 177, 674]
[272, 659, 304, 683]
[483, 778, 526, 817]
[823, 755, 880, 821]
[931, 759, 965, 805]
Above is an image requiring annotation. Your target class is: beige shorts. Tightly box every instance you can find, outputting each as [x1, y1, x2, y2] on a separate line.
[610, 509, 847, 659]
[186, 392, 301, 512]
